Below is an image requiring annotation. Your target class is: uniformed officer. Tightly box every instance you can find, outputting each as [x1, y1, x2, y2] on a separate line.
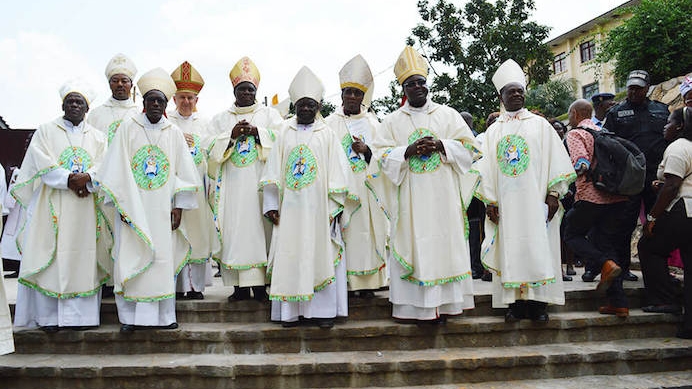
[590, 92, 616, 128]
[601, 70, 669, 283]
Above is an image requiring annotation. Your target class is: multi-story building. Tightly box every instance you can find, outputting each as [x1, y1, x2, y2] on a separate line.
[546, 0, 639, 100]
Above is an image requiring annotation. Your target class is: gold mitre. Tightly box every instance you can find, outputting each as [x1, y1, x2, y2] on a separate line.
[171, 61, 204, 94]
[229, 56, 260, 88]
[288, 66, 324, 104]
[393, 46, 428, 85]
[105, 53, 137, 81]
[137, 68, 177, 100]
[339, 54, 373, 93]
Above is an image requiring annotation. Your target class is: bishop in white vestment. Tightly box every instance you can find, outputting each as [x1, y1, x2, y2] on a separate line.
[0, 163, 14, 354]
[96, 69, 201, 332]
[372, 47, 480, 322]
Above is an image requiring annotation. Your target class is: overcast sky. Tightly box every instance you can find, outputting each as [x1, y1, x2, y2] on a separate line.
[0, 0, 627, 128]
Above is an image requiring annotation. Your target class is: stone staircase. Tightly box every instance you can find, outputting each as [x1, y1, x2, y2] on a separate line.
[1, 274, 691, 389]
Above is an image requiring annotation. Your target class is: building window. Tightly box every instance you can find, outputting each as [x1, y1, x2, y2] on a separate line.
[582, 82, 599, 99]
[553, 52, 567, 74]
[580, 40, 596, 63]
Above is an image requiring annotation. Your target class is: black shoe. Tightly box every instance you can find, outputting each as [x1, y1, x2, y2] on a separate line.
[581, 270, 598, 282]
[624, 271, 638, 282]
[504, 310, 522, 323]
[175, 292, 187, 300]
[186, 291, 204, 300]
[641, 304, 682, 314]
[228, 286, 251, 302]
[281, 320, 300, 328]
[472, 270, 483, 279]
[120, 324, 135, 333]
[481, 271, 492, 282]
[563, 275, 573, 281]
[316, 318, 334, 329]
[251, 286, 269, 302]
[3, 271, 18, 279]
[528, 300, 549, 322]
[69, 326, 97, 331]
[158, 322, 178, 330]
[39, 325, 59, 333]
[358, 290, 376, 299]
[566, 265, 576, 276]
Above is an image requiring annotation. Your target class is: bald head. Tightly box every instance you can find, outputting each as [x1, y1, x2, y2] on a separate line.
[568, 99, 593, 127]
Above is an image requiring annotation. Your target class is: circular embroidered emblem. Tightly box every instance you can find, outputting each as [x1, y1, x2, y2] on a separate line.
[230, 135, 258, 167]
[188, 133, 203, 166]
[107, 120, 122, 144]
[497, 134, 530, 177]
[285, 144, 317, 190]
[341, 134, 367, 173]
[58, 147, 92, 174]
[407, 128, 441, 173]
[131, 145, 170, 190]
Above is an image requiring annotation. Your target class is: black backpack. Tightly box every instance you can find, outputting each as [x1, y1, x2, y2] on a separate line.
[576, 126, 646, 196]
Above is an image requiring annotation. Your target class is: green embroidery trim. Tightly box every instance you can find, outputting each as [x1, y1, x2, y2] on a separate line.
[98, 185, 154, 254]
[230, 135, 259, 167]
[347, 262, 386, 276]
[18, 277, 108, 300]
[502, 277, 557, 289]
[10, 165, 59, 208]
[408, 128, 441, 173]
[189, 133, 204, 165]
[267, 128, 276, 142]
[284, 144, 317, 191]
[214, 258, 268, 271]
[480, 224, 500, 274]
[497, 134, 530, 177]
[269, 293, 313, 302]
[58, 146, 92, 173]
[341, 133, 367, 173]
[174, 243, 193, 276]
[364, 179, 392, 221]
[131, 145, 170, 190]
[107, 119, 122, 145]
[391, 246, 471, 286]
[548, 172, 577, 189]
[118, 291, 176, 303]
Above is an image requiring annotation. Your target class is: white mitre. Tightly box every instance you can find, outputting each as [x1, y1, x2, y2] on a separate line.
[59, 79, 97, 106]
[339, 54, 374, 93]
[105, 53, 137, 81]
[288, 66, 324, 103]
[137, 68, 177, 100]
[492, 59, 526, 93]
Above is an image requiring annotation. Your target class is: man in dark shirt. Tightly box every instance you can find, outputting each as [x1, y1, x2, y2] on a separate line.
[601, 70, 669, 283]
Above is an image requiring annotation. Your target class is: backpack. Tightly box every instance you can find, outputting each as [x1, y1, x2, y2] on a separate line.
[576, 126, 646, 196]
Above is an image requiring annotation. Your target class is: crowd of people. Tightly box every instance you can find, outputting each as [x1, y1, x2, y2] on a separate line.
[0, 47, 690, 355]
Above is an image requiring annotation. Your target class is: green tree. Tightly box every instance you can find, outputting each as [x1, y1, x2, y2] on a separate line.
[371, 80, 402, 117]
[320, 100, 336, 118]
[404, 0, 552, 119]
[596, 0, 692, 85]
[525, 78, 576, 118]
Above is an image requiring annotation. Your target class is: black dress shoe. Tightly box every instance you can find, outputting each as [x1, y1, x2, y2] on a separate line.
[316, 318, 334, 329]
[531, 312, 549, 323]
[40, 325, 59, 333]
[641, 304, 682, 314]
[228, 286, 251, 302]
[120, 324, 135, 333]
[281, 320, 300, 328]
[563, 275, 573, 281]
[581, 270, 598, 282]
[504, 310, 522, 323]
[186, 291, 204, 300]
[472, 270, 483, 279]
[251, 286, 269, 302]
[158, 322, 179, 330]
[624, 271, 638, 281]
[175, 292, 187, 300]
[566, 265, 576, 276]
[481, 271, 492, 282]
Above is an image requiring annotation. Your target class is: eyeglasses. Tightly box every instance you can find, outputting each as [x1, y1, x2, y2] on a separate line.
[403, 79, 427, 89]
[685, 99, 692, 105]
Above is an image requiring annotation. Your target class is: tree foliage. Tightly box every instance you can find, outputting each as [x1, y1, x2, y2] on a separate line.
[374, 0, 553, 120]
[596, 0, 692, 85]
[525, 78, 576, 119]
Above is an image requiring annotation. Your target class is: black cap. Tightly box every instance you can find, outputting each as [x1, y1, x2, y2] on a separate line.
[626, 70, 650, 87]
[591, 92, 615, 104]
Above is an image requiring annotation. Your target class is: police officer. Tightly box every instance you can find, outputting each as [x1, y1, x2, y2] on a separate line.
[590, 92, 616, 128]
[601, 70, 669, 283]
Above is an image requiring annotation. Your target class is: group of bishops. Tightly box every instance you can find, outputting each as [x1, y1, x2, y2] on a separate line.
[9, 46, 576, 333]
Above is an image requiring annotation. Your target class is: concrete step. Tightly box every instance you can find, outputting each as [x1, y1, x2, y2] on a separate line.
[12, 310, 682, 355]
[1, 338, 690, 389]
[314, 370, 692, 389]
[87, 286, 645, 324]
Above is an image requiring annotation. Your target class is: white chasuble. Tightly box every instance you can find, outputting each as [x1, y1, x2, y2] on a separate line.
[474, 109, 576, 307]
[371, 101, 480, 317]
[168, 111, 219, 291]
[325, 107, 388, 291]
[260, 117, 358, 301]
[12, 118, 108, 299]
[87, 97, 139, 145]
[0, 165, 13, 354]
[96, 113, 201, 302]
[207, 104, 282, 284]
